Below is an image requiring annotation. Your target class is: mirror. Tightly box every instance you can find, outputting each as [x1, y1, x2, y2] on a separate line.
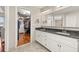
[17, 8, 31, 46]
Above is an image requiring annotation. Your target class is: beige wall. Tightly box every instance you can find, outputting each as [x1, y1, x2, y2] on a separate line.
[0, 13, 4, 16]
[5, 6, 17, 51]
[9, 6, 17, 50]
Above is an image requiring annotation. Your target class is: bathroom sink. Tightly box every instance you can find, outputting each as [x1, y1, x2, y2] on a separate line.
[40, 28, 47, 31]
[56, 32, 70, 36]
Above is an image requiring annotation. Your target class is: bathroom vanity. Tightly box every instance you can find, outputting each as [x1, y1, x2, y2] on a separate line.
[35, 6, 79, 52]
[35, 27, 79, 52]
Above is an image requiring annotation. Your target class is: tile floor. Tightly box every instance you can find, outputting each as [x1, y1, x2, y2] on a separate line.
[11, 41, 49, 52]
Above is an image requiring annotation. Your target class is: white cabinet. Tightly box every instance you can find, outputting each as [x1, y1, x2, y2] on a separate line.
[35, 30, 41, 43]
[46, 38, 60, 52]
[60, 43, 77, 52]
[46, 32, 78, 52]
[35, 30, 78, 52]
[35, 30, 61, 52]
[35, 30, 47, 47]
[39, 32, 47, 46]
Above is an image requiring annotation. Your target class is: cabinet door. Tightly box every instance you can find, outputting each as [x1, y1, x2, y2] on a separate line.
[39, 32, 47, 46]
[45, 33, 60, 52]
[46, 38, 60, 52]
[60, 43, 78, 52]
[35, 30, 41, 43]
[35, 31, 47, 47]
[35, 31, 44, 43]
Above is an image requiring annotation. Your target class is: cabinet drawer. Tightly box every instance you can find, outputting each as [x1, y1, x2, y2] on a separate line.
[36, 30, 78, 52]
[61, 43, 78, 52]
[61, 36, 78, 48]
[35, 30, 47, 47]
[47, 33, 78, 48]
[46, 39, 60, 52]
[35, 30, 41, 42]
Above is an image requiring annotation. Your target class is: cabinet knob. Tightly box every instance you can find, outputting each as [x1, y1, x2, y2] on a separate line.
[60, 45, 61, 48]
[57, 44, 61, 48]
[45, 44, 47, 46]
[57, 44, 59, 47]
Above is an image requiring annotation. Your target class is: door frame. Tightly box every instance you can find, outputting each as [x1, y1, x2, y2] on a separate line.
[16, 7, 31, 48]
[5, 6, 9, 51]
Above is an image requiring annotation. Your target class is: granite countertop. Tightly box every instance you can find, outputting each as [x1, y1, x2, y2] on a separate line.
[39, 26, 79, 31]
[36, 27, 79, 39]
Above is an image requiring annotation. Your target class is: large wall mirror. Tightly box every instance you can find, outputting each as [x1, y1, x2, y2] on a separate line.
[17, 8, 31, 46]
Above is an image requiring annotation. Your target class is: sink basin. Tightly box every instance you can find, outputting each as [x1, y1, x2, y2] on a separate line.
[56, 32, 70, 36]
[40, 28, 46, 31]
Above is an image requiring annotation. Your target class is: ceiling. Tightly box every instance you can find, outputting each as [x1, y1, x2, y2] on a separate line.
[18, 9, 31, 17]
[34, 6, 45, 9]
[17, 6, 45, 17]
[17, 6, 56, 17]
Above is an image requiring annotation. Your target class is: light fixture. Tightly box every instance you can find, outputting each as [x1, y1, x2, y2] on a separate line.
[19, 9, 30, 16]
[57, 6, 61, 7]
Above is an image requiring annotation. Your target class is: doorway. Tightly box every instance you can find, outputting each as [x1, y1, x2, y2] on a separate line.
[17, 8, 31, 46]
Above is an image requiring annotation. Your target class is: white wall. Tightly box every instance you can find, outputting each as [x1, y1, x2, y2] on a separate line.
[31, 8, 41, 42]
[5, 7, 9, 51]
[9, 6, 17, 50]
[17, 6, 41, 42]
[0, 13, 4, 16]
[5, 6, 17, 51]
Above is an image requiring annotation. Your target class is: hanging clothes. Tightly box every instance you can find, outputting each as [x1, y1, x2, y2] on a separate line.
[0, 39, 2, 52]
[19, 19, 25, 33]
[24, 19, 30, 34]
